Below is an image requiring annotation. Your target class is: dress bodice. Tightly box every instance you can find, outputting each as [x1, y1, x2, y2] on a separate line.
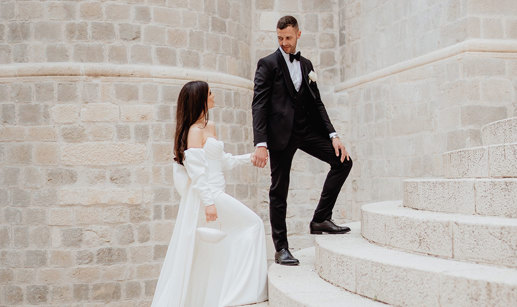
[203, 137, 226, 193]
[181, 137, 251, 207]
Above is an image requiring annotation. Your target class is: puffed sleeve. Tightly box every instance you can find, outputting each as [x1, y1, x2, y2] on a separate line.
[183, 149, 215, 207]
[222, 152, 251, 171]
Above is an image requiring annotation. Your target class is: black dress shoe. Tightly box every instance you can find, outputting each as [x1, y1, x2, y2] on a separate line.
[275, 248, 299, 266]
[310, 220, 351, 234]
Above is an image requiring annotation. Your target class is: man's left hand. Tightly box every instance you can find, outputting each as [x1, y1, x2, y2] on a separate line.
[332, 137, 350, 163]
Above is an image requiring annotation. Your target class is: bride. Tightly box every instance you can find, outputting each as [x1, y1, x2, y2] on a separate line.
[151, 80, 268, 307]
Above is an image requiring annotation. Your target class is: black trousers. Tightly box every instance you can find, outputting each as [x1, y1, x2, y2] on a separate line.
[268, 130, 353, 251]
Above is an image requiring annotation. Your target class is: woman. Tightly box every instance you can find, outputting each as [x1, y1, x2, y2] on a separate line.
[151, 81, 268, 307]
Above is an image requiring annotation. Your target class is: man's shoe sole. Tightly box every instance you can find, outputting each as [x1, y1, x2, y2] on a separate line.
[310, 229, 351, 235]
[275, 259, 299, 266]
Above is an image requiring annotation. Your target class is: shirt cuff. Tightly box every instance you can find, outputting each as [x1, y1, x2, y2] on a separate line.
[329, 132, 337, 139]
[256, 142, 267, 148]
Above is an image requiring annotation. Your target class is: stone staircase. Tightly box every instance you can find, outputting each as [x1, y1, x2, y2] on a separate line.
[268, 117, 517, 306]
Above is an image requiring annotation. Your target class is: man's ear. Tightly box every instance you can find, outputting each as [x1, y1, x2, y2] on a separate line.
[297, 30, 301, 39]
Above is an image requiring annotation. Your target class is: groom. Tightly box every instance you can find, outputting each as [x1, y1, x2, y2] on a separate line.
[252, 16, 353, 266]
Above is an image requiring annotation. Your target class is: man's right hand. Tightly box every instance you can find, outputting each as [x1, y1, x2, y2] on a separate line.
[253, 146, 268, 168]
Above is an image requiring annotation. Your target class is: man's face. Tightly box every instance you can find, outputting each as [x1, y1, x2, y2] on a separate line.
[277, 26, 301, 54]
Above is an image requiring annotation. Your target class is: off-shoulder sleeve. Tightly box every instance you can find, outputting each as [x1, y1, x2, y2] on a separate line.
[183, 149, 214, 207]
[222, 152, 251, 170]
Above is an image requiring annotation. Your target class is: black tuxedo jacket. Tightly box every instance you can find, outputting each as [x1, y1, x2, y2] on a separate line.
[252, 49, 336, 151]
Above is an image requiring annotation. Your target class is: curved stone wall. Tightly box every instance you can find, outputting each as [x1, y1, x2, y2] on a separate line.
[0, 0, 255, 305]
[0, 0, 252, 78]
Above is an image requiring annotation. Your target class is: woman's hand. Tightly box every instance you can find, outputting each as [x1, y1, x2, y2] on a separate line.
[205, 204, 218, 222]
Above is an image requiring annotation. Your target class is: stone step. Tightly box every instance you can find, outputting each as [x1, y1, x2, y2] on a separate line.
[362, 201, 517, 268]
[481, 117, 517, 146]
[268, 246, 388, 307]
[315, 222, 517, 307]
[443, 142, 517, 178]
[404, 178, 517, 218]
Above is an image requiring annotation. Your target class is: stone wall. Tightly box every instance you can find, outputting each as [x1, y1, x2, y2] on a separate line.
[337, 0, 517, 219]
[0, 0, 256, 305]
[0, 0, 252, 78]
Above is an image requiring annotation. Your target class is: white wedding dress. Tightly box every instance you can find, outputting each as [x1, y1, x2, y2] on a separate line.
[151, 137, 268, 307]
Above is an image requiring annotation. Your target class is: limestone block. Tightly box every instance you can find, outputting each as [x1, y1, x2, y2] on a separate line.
[49, 208, 74, 226]
[114, 83, 139, 102]
[47, 44, 70, 62]
[453, 218, 517, 268]
[49, 250, 74, 267]
[19, 104, 43, 125]
[57, 83, 78, 102]
[74, 44, 104, 62]
[119, 23, 141, 41]
[91, 22, 116, 41]
[80, 103, 119, 122]
[34, 143, 58, 165]
[70, 267, 101, 283]
[51, 104, 80, 123]
[0, 126, 25, 141]
[5, 285, 23, 305]
[153, 8, 181, 27]
[481, 117, 517, 145]
[121, 105, 153, 122]
[26, 126, 57, 141]
[58, 188, 142, 205]
[124, 281, 142, 299]
[461, 105, 507, 127]
[7, 22, 30, 43]
[156, 47, 176, 66]
[1, 104, 15, 124]
[27, 285, 48, 304]
[73, 284, 89, 301]
[489, 143, 517, 177]
[96, 248, 127, 265]
[105, 4, 130, 21]
[34, 22, 63, 41]
[65, 22, 89, 41]
[134, 6, 151, 23]
[476, 179, 517, 218]
[7, 144, 32, 164]
[92, 282, 121, 301]
[259, 12, 281, 31]
[80, 2, 103, 20]
[25, 250, 47, 268]
[61, 143, 146, 165]
[50, 285, 72, 304]
[86, 124, 115, 141]
[48, 2, 76, 20]
[143, 25, 166, 45]
[403, 179, 475, 214]
[38, 268, 64, 283]
[108, 44, 128, 64]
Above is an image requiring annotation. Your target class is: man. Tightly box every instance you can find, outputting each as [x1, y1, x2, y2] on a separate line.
[252, 16, 353, 266]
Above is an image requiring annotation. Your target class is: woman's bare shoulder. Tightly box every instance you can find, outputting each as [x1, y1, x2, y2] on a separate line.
[187, 125, 204, 149]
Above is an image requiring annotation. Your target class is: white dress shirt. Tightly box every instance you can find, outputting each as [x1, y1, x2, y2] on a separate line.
[256, 47, 336, 149]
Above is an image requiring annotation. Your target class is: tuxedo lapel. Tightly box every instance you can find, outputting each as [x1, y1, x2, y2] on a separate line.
[300, 58, 316, 99]
[275, 49, 297, 99]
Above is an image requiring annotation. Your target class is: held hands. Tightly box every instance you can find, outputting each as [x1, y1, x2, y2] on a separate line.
[332, 137, 350, 163]
[205, 204, 218, 222]
[252, 146, 268, 168]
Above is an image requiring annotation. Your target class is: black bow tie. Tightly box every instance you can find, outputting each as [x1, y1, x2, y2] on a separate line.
[289, 52, 301, 62]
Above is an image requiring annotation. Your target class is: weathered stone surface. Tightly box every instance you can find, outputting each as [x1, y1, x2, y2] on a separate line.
[61, 143, 146, 165]
[58, 188, 142, 205]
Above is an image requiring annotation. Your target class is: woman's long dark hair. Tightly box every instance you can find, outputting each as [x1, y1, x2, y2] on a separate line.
[174, 81, 209, 165]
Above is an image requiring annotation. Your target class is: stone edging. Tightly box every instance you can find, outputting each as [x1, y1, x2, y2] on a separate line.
[335, 39, 517, 92]
[0, 63, 254, 90]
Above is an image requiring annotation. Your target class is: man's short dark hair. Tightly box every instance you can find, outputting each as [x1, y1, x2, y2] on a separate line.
[277, 16, 298, 30]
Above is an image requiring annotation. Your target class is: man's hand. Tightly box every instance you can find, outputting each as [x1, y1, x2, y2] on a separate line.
[205, 204, 218, 222]
[332, 138, 350, 163]
[252, 146, 268, 168]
